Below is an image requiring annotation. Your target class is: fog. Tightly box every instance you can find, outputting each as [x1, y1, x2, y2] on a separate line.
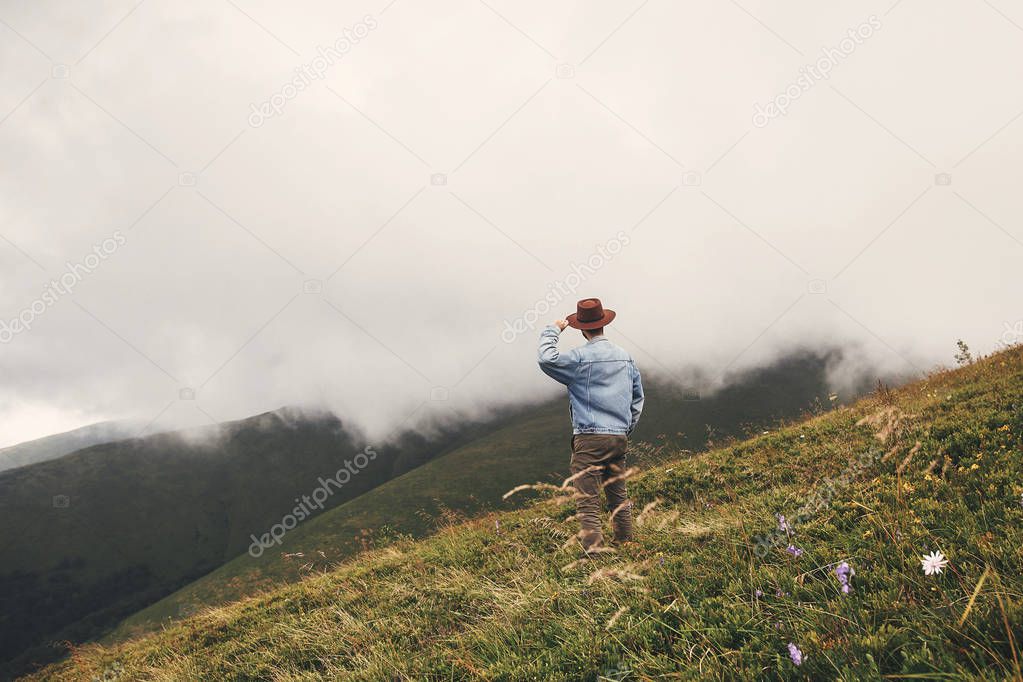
[1, 0, 1020, 448]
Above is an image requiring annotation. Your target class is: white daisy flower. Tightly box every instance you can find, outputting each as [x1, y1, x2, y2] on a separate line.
[920, 550, 948, 576]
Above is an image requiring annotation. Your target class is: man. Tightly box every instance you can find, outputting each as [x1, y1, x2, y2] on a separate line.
[537, 297, 644, 554]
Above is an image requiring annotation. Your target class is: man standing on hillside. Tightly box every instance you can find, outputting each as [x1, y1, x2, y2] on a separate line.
[537, 298, 645, 555]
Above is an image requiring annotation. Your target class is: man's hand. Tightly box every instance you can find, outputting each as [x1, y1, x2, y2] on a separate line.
[554, 319, 569, 332]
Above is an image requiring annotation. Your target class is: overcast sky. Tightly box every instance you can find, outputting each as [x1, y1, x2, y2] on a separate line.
[1, 0, 1020, 448]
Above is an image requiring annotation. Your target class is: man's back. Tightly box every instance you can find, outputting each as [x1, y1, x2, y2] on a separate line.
[537, 326, 644, 436]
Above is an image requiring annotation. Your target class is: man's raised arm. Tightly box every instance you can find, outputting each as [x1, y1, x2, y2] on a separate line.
[537, 321, 576, 386]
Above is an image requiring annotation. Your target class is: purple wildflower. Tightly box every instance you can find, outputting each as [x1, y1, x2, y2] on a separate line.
[776, 514, 790, 533]
[834, 561, 855, 594]
[788, 642, 803, 666]
[785, 544, 803, 558]
[755, 589, 764, 597]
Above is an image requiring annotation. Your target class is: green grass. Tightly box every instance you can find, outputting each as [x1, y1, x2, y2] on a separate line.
[30, 348, 1023, 681]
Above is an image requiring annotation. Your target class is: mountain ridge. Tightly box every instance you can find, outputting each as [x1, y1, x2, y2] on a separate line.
[0, 420, 141, 474]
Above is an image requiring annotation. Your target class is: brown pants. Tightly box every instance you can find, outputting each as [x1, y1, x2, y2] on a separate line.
[570, 434, 633, 551]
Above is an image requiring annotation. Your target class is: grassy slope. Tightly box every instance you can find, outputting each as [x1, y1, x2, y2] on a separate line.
[112, 355, 841, 639]
[31, 347, 1023, 680]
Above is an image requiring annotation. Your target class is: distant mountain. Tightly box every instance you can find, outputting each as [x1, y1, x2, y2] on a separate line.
[0, 420, 140, 473]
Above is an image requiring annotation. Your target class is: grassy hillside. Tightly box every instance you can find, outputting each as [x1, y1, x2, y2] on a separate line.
[111, 353, 846, 640]
[28, 347, 1023, 680]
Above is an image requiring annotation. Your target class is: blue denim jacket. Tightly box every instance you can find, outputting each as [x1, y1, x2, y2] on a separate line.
[537, 325, 644, 435]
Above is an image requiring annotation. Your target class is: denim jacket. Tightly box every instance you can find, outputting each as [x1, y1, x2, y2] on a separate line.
[537, 325, 644, 435]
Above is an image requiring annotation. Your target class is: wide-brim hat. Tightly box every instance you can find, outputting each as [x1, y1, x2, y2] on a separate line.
[566, 297, 615, 330]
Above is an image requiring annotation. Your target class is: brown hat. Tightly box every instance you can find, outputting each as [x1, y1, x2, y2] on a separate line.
[566, 298, 616, 330]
